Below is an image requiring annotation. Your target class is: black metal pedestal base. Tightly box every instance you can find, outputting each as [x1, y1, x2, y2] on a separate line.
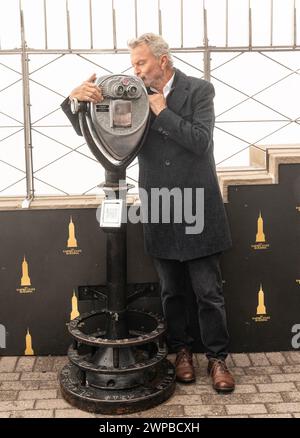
[60, 168, 175, 414]
[60, 359, 175, 415]
[60, 308, 176, 414]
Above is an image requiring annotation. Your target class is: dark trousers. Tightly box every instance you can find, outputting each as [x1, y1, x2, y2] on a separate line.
[154, 253, 229, 359]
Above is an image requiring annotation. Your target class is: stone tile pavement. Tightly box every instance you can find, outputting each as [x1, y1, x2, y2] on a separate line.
[1, 352, 300, 418]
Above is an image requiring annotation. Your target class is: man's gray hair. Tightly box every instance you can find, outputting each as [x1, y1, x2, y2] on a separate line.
[128, 33, 173, 67]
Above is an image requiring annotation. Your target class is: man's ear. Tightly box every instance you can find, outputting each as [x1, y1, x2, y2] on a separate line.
[160, 54, 168, 70]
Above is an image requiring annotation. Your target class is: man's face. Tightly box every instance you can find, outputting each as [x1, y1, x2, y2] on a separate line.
[130, 43, 164, 88]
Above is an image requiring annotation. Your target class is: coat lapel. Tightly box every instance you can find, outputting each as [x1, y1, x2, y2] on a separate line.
[166, 68, 189, 114]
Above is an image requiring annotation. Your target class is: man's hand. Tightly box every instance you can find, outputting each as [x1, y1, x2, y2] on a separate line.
[148, 93, 167, 116]
[69, 73, 103, 103]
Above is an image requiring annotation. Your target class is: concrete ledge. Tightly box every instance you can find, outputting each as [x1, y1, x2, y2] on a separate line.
[220, 144, 300, 202]
[0, 194, 140, 211]
[249, 144, 300, 168]
[218, 170, 274, 203]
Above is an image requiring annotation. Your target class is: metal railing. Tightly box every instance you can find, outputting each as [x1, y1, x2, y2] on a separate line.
[0, 0, 299, 199]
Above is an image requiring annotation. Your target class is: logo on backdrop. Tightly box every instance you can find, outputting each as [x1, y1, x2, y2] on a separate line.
[251, 211, 270, 250]
[17, 256, 36, 294]
[0, 324, 6, 349]
[63, 216, 82, 256]
[24, 328, 34, 356]
[252, 283, 270, 322]
[70, 290, 80, 320]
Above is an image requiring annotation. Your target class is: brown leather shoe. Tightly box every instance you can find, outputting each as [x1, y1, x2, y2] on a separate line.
[175, 347, 195, 383]
[208, 359, 235, 393]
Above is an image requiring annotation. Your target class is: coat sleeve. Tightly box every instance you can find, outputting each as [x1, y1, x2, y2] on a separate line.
[151, 81, 215, 157]
[61, 97, 83, 136]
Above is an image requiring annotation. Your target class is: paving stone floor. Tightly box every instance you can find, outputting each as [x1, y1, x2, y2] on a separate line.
[1, 352, 300, 418]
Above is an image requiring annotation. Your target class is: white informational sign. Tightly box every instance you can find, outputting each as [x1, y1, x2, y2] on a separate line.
[100, 199, 123, 228]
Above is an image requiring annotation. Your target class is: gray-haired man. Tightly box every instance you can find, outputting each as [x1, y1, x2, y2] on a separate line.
[62, 33, 235, 393]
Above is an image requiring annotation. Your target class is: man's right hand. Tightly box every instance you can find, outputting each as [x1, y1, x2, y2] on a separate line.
[69, 73, 103, 103]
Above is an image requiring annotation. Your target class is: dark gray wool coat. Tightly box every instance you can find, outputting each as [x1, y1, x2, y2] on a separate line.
[61, 68, 232, 261]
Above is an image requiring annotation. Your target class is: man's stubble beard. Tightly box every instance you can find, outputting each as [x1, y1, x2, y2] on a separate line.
[141, 69, 164, 90]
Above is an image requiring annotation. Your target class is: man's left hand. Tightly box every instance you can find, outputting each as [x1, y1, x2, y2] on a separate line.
[148, 94, 167, 116]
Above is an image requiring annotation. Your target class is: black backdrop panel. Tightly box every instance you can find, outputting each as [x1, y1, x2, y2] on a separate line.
[0, 163, 300, 355]
[223, 163, 300, 352]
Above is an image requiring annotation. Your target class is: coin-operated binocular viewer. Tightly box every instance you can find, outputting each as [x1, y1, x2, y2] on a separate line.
[60, 75, 175, 414]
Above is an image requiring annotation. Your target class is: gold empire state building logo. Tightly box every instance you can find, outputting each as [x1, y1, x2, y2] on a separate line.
[68, 216, 77, 247]
[251, 211, 270, 250]
[17, 256, 35, 294]
[252, 283, 270, 322]
[24, 329, 34, 355]
[256, 283, 266, 315]
[21, 256, 31, 286]
[63, 216, 82, 255]
[256, 212, 265, 243]
[70, 290, 80, 320]
[296, 270, 300, 285]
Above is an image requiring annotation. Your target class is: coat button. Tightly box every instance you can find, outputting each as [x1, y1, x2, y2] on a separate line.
[165, 160, 171, 166]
